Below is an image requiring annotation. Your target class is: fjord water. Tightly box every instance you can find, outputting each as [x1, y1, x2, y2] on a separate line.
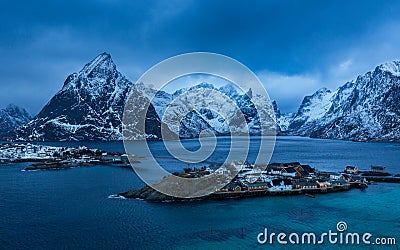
[1, 136, 400, 249]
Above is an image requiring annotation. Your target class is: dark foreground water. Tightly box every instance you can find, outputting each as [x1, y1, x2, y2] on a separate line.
[1, 136, 400, 249]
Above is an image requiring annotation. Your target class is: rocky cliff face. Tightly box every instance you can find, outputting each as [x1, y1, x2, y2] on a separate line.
[14, 53, 276, 141]
[0, 104, 31, 136]
[15, 53, 162, 141]
[136, 82, 276, 138]
[14, 52, 399, 142]
[273, 101, 294, 133]
[280, 61, 400, 141]
[287, 87, 335, 134]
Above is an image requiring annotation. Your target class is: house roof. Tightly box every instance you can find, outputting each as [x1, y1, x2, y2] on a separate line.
[222, 183, 239, 189]
[282, 167, 297, 173]
[272, 179, 292, 186]
[301, 165, 314, 173]
[247, 182, 270, 188]
[371, 166, 386, 170]
[297, 170, 310, 177]
[267, 163, 282, 170]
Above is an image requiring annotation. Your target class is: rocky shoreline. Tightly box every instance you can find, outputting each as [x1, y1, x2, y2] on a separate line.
[117, 183, 355, 202]
[23, 160, 131, 171]
[116, 163, 400, 202]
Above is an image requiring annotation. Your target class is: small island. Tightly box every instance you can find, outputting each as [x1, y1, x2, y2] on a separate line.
[0, 143, 132, 170]
[118, 162, 400, 202]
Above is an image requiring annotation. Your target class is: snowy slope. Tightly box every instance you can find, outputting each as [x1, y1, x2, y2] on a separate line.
[137, 82, 276, 138]
[13, 52, 277, 141]
[288, 87, 335, 135]
[272, 101, 294, 132]
[11, 52, 400, 142]
[15, 53, 162, 141]
[0, 104, 31, 136]
[285, 61, 400, 141]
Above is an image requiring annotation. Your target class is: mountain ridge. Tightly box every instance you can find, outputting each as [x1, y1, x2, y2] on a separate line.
[278, 60, 400, 141]
[0, 104, 31, 137]
[4, 52, 399, 142]
[13, 53, 164, 141]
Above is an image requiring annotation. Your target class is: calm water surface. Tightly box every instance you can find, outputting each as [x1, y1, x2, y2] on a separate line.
[1, 136, 400, 249]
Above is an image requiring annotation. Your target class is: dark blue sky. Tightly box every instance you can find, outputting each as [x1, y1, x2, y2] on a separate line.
[1, 0, 400, 114]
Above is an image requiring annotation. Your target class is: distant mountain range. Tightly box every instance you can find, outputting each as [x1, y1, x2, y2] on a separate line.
[2, 53, 399, 142]
[134, 82, 276, 139]
[0, 104, 31, 137]
[277, 61, 400, 141]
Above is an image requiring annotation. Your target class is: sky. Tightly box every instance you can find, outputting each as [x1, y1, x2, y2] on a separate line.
[1, 0, 400, 114]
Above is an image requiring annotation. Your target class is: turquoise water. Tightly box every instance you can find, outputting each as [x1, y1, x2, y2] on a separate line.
[0, 136, 399, 249]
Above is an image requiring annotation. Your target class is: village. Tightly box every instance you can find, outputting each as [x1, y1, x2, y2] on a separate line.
[0, 143, 130, 170]
[174, 161, 400, 200]
[121, 161, 398, 201]
[210, 162, 369, 197]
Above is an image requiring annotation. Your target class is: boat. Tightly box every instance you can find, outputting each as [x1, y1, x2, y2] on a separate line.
[304, 193, 315, 198]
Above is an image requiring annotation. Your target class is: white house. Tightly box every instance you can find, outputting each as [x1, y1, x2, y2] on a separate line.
[329, 173, 344, 180]
[280, 167, 298, 178]
[269, 179, 293, 191]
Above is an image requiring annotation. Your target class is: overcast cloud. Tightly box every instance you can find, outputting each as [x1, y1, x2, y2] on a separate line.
[1, 0, 400, 114]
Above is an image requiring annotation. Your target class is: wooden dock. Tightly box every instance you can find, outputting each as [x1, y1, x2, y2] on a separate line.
[210, 185, 351, 200]
[364, 176, 400, 183]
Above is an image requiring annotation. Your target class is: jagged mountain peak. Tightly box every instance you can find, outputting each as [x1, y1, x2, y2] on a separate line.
[218, 84, 239, 97]
[61, 52, 127, 99]
[376, 61, 400, 77]
[79, 52, 115, 76]
[272, 100, 281, 118]
[0, 104, 31, 136]
[312, 87, 331, 96]
[14, 52, 136, 141]
[192, 82, 214, 89]
[62, 52, 117, 88]
[4, 104, 30, 117]
[297, 87, 333, 115]
[170, 82, 243, 99]
[14, 51, 400, 141]
[282, 59, 400, 141]
[171, 82, 215, 97]
[13, 53, 277, 141]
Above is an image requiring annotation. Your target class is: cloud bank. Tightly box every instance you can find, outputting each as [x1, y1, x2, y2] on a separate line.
[1, 0, 400, 114]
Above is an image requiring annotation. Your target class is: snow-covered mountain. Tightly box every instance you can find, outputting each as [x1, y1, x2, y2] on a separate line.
[282, 61, 400, 141]
[287, 87, 335, 134]
[15, 52, 399, 142]
[13, 53, 276, 141]
[0, 104, 31, 136]
[136, 82, 276, 138]
[272, 101, 294, 133]
[14, 53, 163, 141]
